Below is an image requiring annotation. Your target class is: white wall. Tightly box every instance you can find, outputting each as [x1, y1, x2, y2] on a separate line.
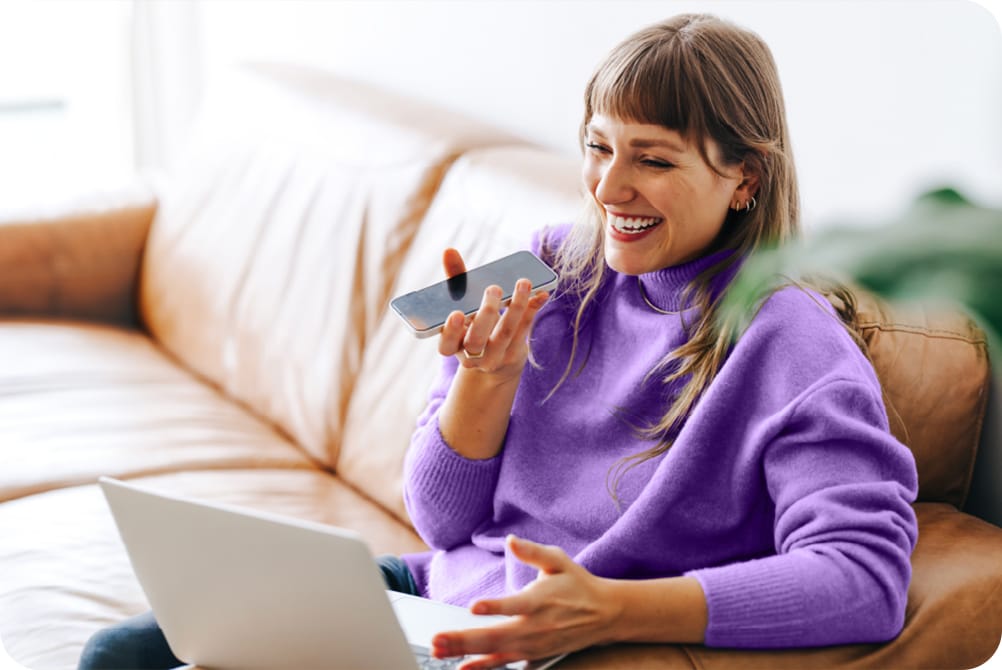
[197, 0, 1002, 229]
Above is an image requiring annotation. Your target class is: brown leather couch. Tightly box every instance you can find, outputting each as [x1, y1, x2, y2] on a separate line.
[1, 63, 1000, 670]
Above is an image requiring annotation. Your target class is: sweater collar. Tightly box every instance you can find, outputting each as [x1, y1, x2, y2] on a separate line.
[636, 248, 739, 313]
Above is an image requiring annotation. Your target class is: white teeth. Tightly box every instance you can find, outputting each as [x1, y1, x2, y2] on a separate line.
[609, 214, 662, 234]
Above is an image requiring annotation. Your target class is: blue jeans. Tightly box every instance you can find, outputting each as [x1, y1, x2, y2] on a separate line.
[77, 555, 419, 670]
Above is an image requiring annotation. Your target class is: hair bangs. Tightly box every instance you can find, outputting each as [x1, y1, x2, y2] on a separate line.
[585, 32, 709, 144]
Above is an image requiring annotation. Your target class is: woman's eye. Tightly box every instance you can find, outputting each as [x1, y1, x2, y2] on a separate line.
[585, 142, 610, 154]
[642, 158, 675, 170]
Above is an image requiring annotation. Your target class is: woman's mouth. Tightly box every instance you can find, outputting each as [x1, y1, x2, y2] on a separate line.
[607, 214, 663, 241]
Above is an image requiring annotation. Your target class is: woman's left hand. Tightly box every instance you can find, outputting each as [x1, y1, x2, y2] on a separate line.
[431, 535, 621, 669]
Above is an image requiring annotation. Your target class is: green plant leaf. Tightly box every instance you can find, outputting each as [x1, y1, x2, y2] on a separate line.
[722, 186, 1002, 356]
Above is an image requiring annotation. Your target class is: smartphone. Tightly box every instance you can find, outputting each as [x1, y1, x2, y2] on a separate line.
[390, 250, 558, 338]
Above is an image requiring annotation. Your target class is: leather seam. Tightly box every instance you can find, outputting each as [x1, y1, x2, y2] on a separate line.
[680, 644, 704, 670]
[857, 321, 987, 344]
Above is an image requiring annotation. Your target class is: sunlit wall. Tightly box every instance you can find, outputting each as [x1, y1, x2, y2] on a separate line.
[2, 0, 1000, 230]
[198, 0, 1002, 228]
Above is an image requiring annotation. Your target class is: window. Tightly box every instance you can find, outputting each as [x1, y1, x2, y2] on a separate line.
[0, 0, 133, 215]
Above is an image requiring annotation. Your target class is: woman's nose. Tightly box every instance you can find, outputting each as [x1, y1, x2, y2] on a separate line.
[594, 159, 634, 205]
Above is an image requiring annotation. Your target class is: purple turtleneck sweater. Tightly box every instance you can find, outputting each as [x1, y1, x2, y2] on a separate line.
[402, 226, 918, 648]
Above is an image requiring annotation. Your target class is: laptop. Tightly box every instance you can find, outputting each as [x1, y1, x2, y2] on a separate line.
[99, 477, 564, 670]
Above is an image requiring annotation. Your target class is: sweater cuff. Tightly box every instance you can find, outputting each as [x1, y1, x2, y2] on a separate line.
[407, 421, 503, 522]
[686, 555, 807, 648]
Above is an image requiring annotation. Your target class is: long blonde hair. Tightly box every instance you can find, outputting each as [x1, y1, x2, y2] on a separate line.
[546, 14, 801, 500]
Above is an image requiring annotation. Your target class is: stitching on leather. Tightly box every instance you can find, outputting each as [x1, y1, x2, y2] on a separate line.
[680, 644, 703, 670]
[857, 321, 987, 344]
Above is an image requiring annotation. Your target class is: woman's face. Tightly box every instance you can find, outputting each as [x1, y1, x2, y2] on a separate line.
[582, 113, 752, 275]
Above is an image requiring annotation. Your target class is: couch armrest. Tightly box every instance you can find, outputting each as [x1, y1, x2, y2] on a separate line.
[0, 185, 157, 327]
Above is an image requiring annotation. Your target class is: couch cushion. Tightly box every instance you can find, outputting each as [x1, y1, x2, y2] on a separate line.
[851, 292, 989, 507]
[140, 64, 521, 469]
[0, 320, 312, 502]
[338, 145, 582, 522]
[0, 469, 428, 670]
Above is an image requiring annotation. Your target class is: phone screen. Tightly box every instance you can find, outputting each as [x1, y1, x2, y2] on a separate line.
[390, 250, 558, 337]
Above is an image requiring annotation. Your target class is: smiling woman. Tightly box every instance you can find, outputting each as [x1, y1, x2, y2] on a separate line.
[396, 14, 919, 668]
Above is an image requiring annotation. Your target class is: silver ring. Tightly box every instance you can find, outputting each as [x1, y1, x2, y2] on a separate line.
[463, 347, 485, 360]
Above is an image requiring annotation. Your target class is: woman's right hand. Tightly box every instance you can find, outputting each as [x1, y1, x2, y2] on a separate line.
[437, 248, 550, 383]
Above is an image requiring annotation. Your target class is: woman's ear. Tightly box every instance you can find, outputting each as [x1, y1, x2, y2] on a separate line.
[735, 164, 760, 200]
[728, 163, 760, 211]
[729, 162, 757, 211]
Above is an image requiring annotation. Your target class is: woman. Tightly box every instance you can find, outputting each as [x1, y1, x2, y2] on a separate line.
[404, 12, 917, 669]
[79, 13, 917, 670]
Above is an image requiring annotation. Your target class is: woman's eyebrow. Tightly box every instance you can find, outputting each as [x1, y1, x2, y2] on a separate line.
[629, 137, 686, 152]
[585, 125, 686, 153]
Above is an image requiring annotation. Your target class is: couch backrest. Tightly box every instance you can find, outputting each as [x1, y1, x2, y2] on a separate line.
[139, 64, 519, 467]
